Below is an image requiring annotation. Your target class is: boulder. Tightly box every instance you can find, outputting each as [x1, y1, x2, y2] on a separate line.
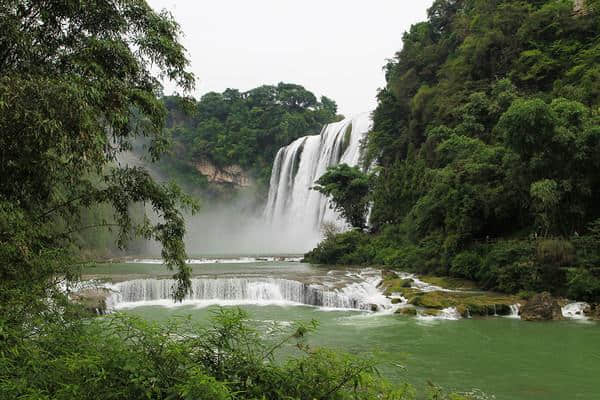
[368, 304, 379, 312]
[395, 307, 417, 316]
[520, 292, 564, 321]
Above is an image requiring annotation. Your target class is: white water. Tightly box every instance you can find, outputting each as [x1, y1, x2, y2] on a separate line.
[126, 256, 303, 264]
[264, 113, 372, 248]
[417, 307, 461, 321]
[507, 304, 521, 319]
[106, 274, 391, 312]
[561, 302, 590, 320]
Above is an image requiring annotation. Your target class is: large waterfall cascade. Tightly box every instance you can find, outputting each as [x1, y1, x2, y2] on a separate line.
[264, 113, 372, 244]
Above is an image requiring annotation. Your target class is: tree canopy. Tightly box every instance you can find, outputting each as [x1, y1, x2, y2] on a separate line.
[313, 164, 371, 230]
[308, 0, 600, 302]
[0, 0, 197, 329]
[160, 84, 340, 189]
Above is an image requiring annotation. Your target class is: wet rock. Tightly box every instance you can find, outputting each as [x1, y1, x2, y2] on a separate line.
[369, 304, 379, 312]
[420, 309, 441, 316]
[409, 291, 518, 317]
[395, 307, 417, 316]
[520, 292, 564, 321]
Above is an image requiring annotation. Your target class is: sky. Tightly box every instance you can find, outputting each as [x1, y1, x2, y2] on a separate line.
[147, 0, 434, 117]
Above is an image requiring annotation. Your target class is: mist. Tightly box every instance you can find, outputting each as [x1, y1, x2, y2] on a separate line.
[118, 149, 324, 256]
[183, 194, 323, 256]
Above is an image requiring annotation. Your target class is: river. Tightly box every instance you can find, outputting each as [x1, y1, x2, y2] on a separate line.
[82, 258, 600, 400]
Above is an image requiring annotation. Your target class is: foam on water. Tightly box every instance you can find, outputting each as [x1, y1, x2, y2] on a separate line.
[416, 307, 461, 322]
[106, 273, 392, 312]
[561, 302, 590, 320]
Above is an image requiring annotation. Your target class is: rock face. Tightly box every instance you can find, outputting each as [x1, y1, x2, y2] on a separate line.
[72, 288, 111, 315]
[587, 304, 600, 320]
[520, 292, 564, 321]
[195, 160, 250, 187]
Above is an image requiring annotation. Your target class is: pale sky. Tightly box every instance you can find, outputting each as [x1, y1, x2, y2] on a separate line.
[147, 0, 434, 117]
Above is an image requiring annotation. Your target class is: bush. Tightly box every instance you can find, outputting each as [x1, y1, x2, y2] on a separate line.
[0, 308, 421, 400]
[566, 268, 600, 302]
[450, 251, 483, 280]
[303, 230, 372, 265]
[536, 239, 575, 266]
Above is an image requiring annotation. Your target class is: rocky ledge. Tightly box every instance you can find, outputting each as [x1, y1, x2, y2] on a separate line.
[520, 292, 564, 321]
[195, 160, 250, 187]
[71, 288, 111, 315]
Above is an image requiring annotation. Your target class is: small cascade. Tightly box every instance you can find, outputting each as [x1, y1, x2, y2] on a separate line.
[106, 276, 391, 311]
[507, 304, 521, 319]
[561, 302, 590, 320]
[417, 307, 461, 321]
[264, 113, 372, 243]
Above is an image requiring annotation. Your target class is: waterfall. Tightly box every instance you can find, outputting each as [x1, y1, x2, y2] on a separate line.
[508, 304, 521, 319]
[107, 276, 390, 311]
[264, 113, 372, 244]
[561, 302, 590, 320]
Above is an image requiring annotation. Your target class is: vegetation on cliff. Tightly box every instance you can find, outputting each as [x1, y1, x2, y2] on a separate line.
[155, 84, 341, 194]
[306, 0, 600, 303]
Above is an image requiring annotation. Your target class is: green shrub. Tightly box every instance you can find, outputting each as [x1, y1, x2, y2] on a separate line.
[566, 268, 600, 302]
[303, 230, 371, 265]
[536, 239, 575, 266]
[450, 251, 483, 280]
[0, 308, 421, 400]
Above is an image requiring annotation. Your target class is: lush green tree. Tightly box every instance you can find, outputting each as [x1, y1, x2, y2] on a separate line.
[313, 164, 371, 229]
[0, 0, 197, 329]
[307, 0, 600, 301]
[159, 84, 340, 191]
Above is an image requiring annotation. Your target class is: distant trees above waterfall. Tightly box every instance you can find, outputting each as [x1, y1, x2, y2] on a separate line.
[307, 0, 600, 303]
[160, 83, 341, 189]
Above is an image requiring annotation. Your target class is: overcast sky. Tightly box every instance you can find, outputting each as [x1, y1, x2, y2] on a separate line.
[147, 0, 434, 117]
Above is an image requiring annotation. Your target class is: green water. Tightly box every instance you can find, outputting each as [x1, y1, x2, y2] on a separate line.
[88, 260, 600, 400]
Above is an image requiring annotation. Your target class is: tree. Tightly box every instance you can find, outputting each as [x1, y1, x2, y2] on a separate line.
[0, 0, 197, 327]
[313, 164, 371, 229]
[530, 179, 560, 236]
[161, 83, 338, 189]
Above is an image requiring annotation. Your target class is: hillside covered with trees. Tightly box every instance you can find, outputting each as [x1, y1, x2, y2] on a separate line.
[155, 85, 340, 195]
[306, 0, 600, 303]
[0, 1, 467, 399]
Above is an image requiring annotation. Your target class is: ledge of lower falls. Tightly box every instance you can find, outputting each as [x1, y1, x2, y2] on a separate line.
[76, 266, 594, 321]
[105, 272, 392, 312]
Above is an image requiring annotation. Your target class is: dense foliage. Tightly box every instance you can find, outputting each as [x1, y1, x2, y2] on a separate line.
[0, 2, 472, 399]
[159, 84, 340, 190]
[306, 0, 600, 302]
[313, 164, 372, 229]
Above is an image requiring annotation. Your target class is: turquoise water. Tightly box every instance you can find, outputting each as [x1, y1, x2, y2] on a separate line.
[87, 260, 600, 399]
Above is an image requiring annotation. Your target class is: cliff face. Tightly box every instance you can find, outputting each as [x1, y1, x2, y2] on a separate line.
[195, 160, 251, 187]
